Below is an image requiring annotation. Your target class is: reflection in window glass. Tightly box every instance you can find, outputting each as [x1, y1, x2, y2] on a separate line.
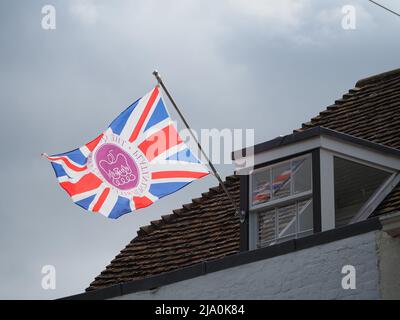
[334, 157, 391, 227]
[252, 168, 271, 206]
[272, 162, 291, 199]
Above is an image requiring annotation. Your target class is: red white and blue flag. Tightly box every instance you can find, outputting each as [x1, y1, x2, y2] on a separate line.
[45, 87, 209, 219]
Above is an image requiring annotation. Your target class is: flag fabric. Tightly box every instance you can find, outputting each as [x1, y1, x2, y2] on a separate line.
[45, 87, 209, 219]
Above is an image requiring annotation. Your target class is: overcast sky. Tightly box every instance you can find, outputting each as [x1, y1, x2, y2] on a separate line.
[0, 0, 399, 299]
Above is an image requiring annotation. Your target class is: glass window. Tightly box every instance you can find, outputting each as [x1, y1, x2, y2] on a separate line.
[258, 209, 276, 248]
[334, 157, 391, 227]
[298, 199, 313, 233]
[251, 154, 313, 248]
[252, 152, 394, 250]
[251, 168, 271, 206]
[293, 157, 312, 194]
[272, 162, 291, 199]
[256, 198, 313, 248]
[277, 203, 296, 238]
[250, 154, 312, 208]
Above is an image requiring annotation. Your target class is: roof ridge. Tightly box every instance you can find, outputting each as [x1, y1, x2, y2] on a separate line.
[296, 89, 358, 132]
[355, 68, 400, 88]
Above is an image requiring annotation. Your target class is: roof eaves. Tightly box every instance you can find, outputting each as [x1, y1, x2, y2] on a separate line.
[232, 126, 400, 160]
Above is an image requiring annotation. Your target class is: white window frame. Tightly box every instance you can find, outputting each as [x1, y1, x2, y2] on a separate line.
[249, 153, 313, 250]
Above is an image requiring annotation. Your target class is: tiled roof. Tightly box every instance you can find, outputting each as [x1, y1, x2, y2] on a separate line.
[87, 176, 240, 290]
[296, 68, 400, 149]
[87, 68, 400, 291]
[295, 68, 400, 218]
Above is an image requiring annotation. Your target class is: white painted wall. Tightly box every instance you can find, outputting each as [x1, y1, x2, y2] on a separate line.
[115, 232, 381, 300]
[378, 231, 400, 299]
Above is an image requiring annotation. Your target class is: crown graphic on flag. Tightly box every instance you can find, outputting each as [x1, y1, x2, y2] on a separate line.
[44, 86, 209, 219]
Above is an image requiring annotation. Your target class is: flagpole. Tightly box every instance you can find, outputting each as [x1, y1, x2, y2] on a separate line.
[153, 70, 240, 219]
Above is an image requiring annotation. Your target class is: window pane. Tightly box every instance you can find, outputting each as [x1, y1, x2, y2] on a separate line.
[293, 156, 312, 194]
[258, 209, 276, 248]
[257, 198, 314, 248]
[298, 199, 313, 232]
[277, 203, 296, 238]
[334, 157, 391, 227]
[252, 168, 271, 206]
[272, 162, 291, 199]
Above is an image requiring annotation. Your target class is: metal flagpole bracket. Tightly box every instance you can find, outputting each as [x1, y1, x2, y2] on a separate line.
[239, 210, 246, 224]
[153, 70, 242, 221]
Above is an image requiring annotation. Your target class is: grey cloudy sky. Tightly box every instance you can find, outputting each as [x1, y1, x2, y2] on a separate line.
[0, 0, 399, 299]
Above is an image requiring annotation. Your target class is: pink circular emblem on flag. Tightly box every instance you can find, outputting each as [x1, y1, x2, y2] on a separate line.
[95, 143, 139, 190]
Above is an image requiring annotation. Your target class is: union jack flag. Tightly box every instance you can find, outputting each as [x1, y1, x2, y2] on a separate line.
[45, 87, 209, 219]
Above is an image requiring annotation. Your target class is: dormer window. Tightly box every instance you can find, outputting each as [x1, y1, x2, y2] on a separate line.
[250, 154, 313, 248]
[233, 127, 400, 251]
